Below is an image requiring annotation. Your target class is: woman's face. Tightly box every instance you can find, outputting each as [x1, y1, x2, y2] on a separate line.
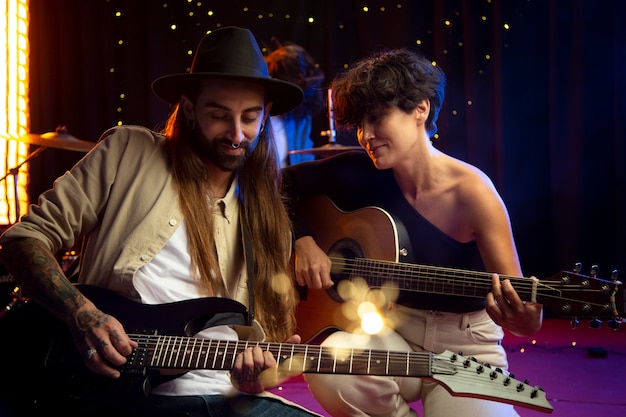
[356, 105, 424, 169]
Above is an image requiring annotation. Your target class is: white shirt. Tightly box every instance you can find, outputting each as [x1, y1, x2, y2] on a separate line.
[133, 183, 247, 395]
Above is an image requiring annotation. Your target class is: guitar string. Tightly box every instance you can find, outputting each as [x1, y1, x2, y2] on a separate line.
[128, 334, 433, 372]
[127, 335, 489, 374]
[124, 335, 548, 410]
[328, 256, 616, 308]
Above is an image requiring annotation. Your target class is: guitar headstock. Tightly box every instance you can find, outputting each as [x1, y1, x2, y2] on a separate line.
[539, 264, 623, 329]
[431, 350, 553, 413]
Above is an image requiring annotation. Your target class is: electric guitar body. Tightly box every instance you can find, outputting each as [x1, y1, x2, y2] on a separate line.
[0, 285, 553, 415]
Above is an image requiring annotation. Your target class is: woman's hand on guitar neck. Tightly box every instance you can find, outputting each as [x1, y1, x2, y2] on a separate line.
[486, 273, 543, 337]
[293, 236, 334, 289]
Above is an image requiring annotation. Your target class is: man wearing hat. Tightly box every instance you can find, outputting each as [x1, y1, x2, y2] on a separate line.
[0, 27, 318, 417]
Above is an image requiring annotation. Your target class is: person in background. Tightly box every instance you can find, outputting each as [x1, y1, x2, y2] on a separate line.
[0, 26, 321, 417]
[281, 48, 543, 417]
[265, 41, 325, 167]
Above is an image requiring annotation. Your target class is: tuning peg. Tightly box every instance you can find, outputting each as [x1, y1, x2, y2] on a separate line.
[570, 317, 579, 329]
[574, 262, 582, 273]
[590, 264, 599, 278]
[589, 317, 602, 329]
[531, 386, 545, 399]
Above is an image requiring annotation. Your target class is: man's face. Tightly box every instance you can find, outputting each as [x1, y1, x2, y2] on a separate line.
[182, 78, 271, 172]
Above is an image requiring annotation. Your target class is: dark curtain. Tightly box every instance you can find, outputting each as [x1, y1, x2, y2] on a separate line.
[23, 0, 625, 282]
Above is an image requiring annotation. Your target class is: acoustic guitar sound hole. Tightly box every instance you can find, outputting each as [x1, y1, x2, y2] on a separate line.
[326, 238, 364, 303]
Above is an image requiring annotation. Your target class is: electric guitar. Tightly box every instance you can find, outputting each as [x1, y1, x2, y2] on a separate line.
[295, 195, 623, 342]
[0, 285, 553, 414]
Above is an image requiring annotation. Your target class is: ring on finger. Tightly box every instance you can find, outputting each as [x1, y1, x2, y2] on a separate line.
[85, 347, 97, 360]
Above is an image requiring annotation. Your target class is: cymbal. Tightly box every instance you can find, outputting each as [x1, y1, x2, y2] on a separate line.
[289, 143, 364, 158]
[16, 132, 95, 152]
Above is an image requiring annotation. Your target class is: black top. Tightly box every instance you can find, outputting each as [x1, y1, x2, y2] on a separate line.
[282, 151, 486, 312]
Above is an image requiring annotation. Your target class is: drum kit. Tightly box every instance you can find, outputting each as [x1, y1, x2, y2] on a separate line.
[0, 126, 95, 223]
[0, 127, 93, 317]
[15, 129, 95, 153]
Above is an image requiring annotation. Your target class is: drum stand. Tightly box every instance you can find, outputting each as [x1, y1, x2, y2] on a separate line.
[0, 148, 47, 317]
[0, 145, 48, 224]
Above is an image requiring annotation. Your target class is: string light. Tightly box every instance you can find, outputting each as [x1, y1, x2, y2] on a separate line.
[102, 1, 514, 137]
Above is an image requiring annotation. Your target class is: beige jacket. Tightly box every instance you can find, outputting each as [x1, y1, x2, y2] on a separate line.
[0, 125, 246, 307]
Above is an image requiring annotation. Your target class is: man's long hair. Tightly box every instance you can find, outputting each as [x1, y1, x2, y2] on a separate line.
[163, 102, 297, 342]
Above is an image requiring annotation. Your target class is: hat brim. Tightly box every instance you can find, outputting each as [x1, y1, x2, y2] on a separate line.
[151, 73, 304, 116]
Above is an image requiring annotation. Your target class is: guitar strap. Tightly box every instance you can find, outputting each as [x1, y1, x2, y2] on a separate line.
[385, 194, 416, 263]
[240, 211, 255, 326]
[390, 213, 415, 263]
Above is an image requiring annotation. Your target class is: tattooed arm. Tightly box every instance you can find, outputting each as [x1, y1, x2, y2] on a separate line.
[0, 237, 137, 378]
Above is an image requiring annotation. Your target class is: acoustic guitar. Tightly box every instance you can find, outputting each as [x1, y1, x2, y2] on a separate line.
[295, 195, 623, 342]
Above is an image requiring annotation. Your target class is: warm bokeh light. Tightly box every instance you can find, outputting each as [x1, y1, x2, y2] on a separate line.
[1, 0, 30, 225]
[360, 310, 384, 335]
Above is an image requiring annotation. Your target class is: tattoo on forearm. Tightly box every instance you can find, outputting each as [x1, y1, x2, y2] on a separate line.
[0, 237, 86, 319]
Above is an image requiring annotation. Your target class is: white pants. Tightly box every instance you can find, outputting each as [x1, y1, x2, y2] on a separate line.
[304, 306, 520, 417]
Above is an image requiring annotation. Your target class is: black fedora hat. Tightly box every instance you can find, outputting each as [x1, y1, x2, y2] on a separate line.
[152, 27, 304, 116]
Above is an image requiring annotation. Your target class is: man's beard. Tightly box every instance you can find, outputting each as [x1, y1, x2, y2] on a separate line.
[189, 129, 252, 172]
